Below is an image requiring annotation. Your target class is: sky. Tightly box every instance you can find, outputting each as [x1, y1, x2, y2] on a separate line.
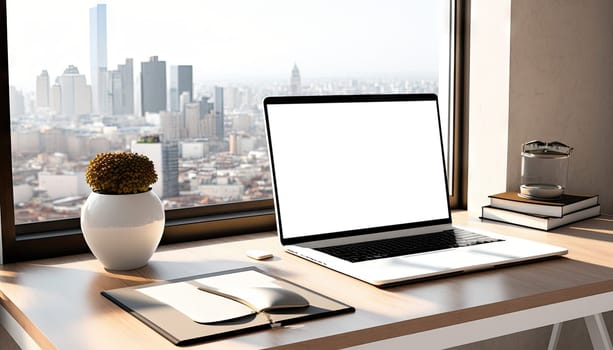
[6, 0, 444, 92]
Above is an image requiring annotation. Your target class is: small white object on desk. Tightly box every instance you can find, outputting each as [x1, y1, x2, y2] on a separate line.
[246, 249, 273, 260]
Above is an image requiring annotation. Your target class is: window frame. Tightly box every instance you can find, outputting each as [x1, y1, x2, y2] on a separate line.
[450, 0, 470, 210]
[0, 0, 469, 263]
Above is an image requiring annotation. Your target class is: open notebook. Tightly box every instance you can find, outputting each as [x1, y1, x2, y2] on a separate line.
[102, 267, 354, 345]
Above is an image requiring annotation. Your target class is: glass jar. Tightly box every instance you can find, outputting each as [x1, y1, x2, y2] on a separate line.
[520, 141, 573, 199]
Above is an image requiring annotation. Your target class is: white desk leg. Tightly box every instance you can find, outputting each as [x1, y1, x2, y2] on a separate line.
[585, 314, 613, 350]
[547, 323, 562, 350]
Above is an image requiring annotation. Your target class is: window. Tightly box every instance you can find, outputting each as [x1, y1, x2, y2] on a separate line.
[1, 0, 467, 262]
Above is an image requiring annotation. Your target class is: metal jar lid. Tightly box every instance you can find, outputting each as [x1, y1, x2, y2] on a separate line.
[521, 140, 573, 157]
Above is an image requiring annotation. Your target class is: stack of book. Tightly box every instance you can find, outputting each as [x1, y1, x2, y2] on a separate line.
[481, 192, 600, 231]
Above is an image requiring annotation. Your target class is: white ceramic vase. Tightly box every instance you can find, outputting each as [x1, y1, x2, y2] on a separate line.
[80, 190, 165, 270]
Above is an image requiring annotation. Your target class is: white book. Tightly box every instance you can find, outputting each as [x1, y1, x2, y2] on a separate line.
[481, 205, 601, 231]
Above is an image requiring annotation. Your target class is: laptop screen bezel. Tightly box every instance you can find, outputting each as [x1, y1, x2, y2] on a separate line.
[263, 93, 453, 246]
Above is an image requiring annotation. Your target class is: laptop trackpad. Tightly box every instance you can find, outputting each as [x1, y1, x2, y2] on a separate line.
[358, 248, 516, 281]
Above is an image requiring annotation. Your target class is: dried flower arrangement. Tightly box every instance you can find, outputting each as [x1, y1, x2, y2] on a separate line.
[85, 152, 158, 194]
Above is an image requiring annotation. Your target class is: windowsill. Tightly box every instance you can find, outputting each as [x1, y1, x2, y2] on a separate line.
[10, 207, 276, 262]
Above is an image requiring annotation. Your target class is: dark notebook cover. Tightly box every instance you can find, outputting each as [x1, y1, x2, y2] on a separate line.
[488, 192, 599, 217]
[101, 266, 354, 346]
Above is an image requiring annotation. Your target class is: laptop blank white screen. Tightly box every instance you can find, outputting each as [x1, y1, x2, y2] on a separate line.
[266, 98, 450, 240]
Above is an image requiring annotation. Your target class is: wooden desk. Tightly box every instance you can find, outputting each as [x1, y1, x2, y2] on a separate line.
[1, 212, 612, 350]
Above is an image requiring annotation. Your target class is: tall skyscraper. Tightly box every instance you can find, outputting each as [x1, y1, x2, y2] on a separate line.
[134, 74, 142, 117]
[9, 86, 25, 116]
[36, 70, 50, 108]
[109, 71, 122, 115]
[203, 111, 217, 140]
[290, 63, 301, 95]
[199, 96, 215, 139]
[132, 136, 179, 198]
[184, 102, 202, 138]
[159, 111, 183, 141]
[141, 56, 167, 115]
[50, 83, 62, 114]
[199, 96, 213, 116]
[90, 4, 108, 114]
[110, 58, 134, 115]
[58, 65, 92, 117]
[98, 68, 111, 114]
[161, 141, 180, 198]
[169, 65, 193, 112]
[223, 86, 237, 110]
[228, 132, 240, 155]
[214, 86, 224, 140]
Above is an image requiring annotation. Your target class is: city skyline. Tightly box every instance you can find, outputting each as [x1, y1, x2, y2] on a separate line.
[7, 0, 445, 225]
[6, 0, 443, 92]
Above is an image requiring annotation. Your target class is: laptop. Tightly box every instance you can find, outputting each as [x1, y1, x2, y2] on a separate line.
[263, 93, 567, 287]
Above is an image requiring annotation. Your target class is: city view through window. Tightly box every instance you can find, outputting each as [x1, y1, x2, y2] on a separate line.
[7, 1, 447, 225]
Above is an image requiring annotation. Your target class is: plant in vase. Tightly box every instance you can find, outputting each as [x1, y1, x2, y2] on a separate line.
[81, 152, 165, 270]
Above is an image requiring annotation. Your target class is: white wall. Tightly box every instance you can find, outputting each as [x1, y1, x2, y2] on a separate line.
[463, 1, 613, 348]
[507, 0, 613, 214]
[467, 0, 512, 215]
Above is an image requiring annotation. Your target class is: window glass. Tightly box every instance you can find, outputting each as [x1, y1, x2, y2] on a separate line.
[6, 0, 452, 225]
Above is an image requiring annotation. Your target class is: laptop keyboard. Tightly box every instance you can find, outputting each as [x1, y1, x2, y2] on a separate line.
[314, 229, 504, 263]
